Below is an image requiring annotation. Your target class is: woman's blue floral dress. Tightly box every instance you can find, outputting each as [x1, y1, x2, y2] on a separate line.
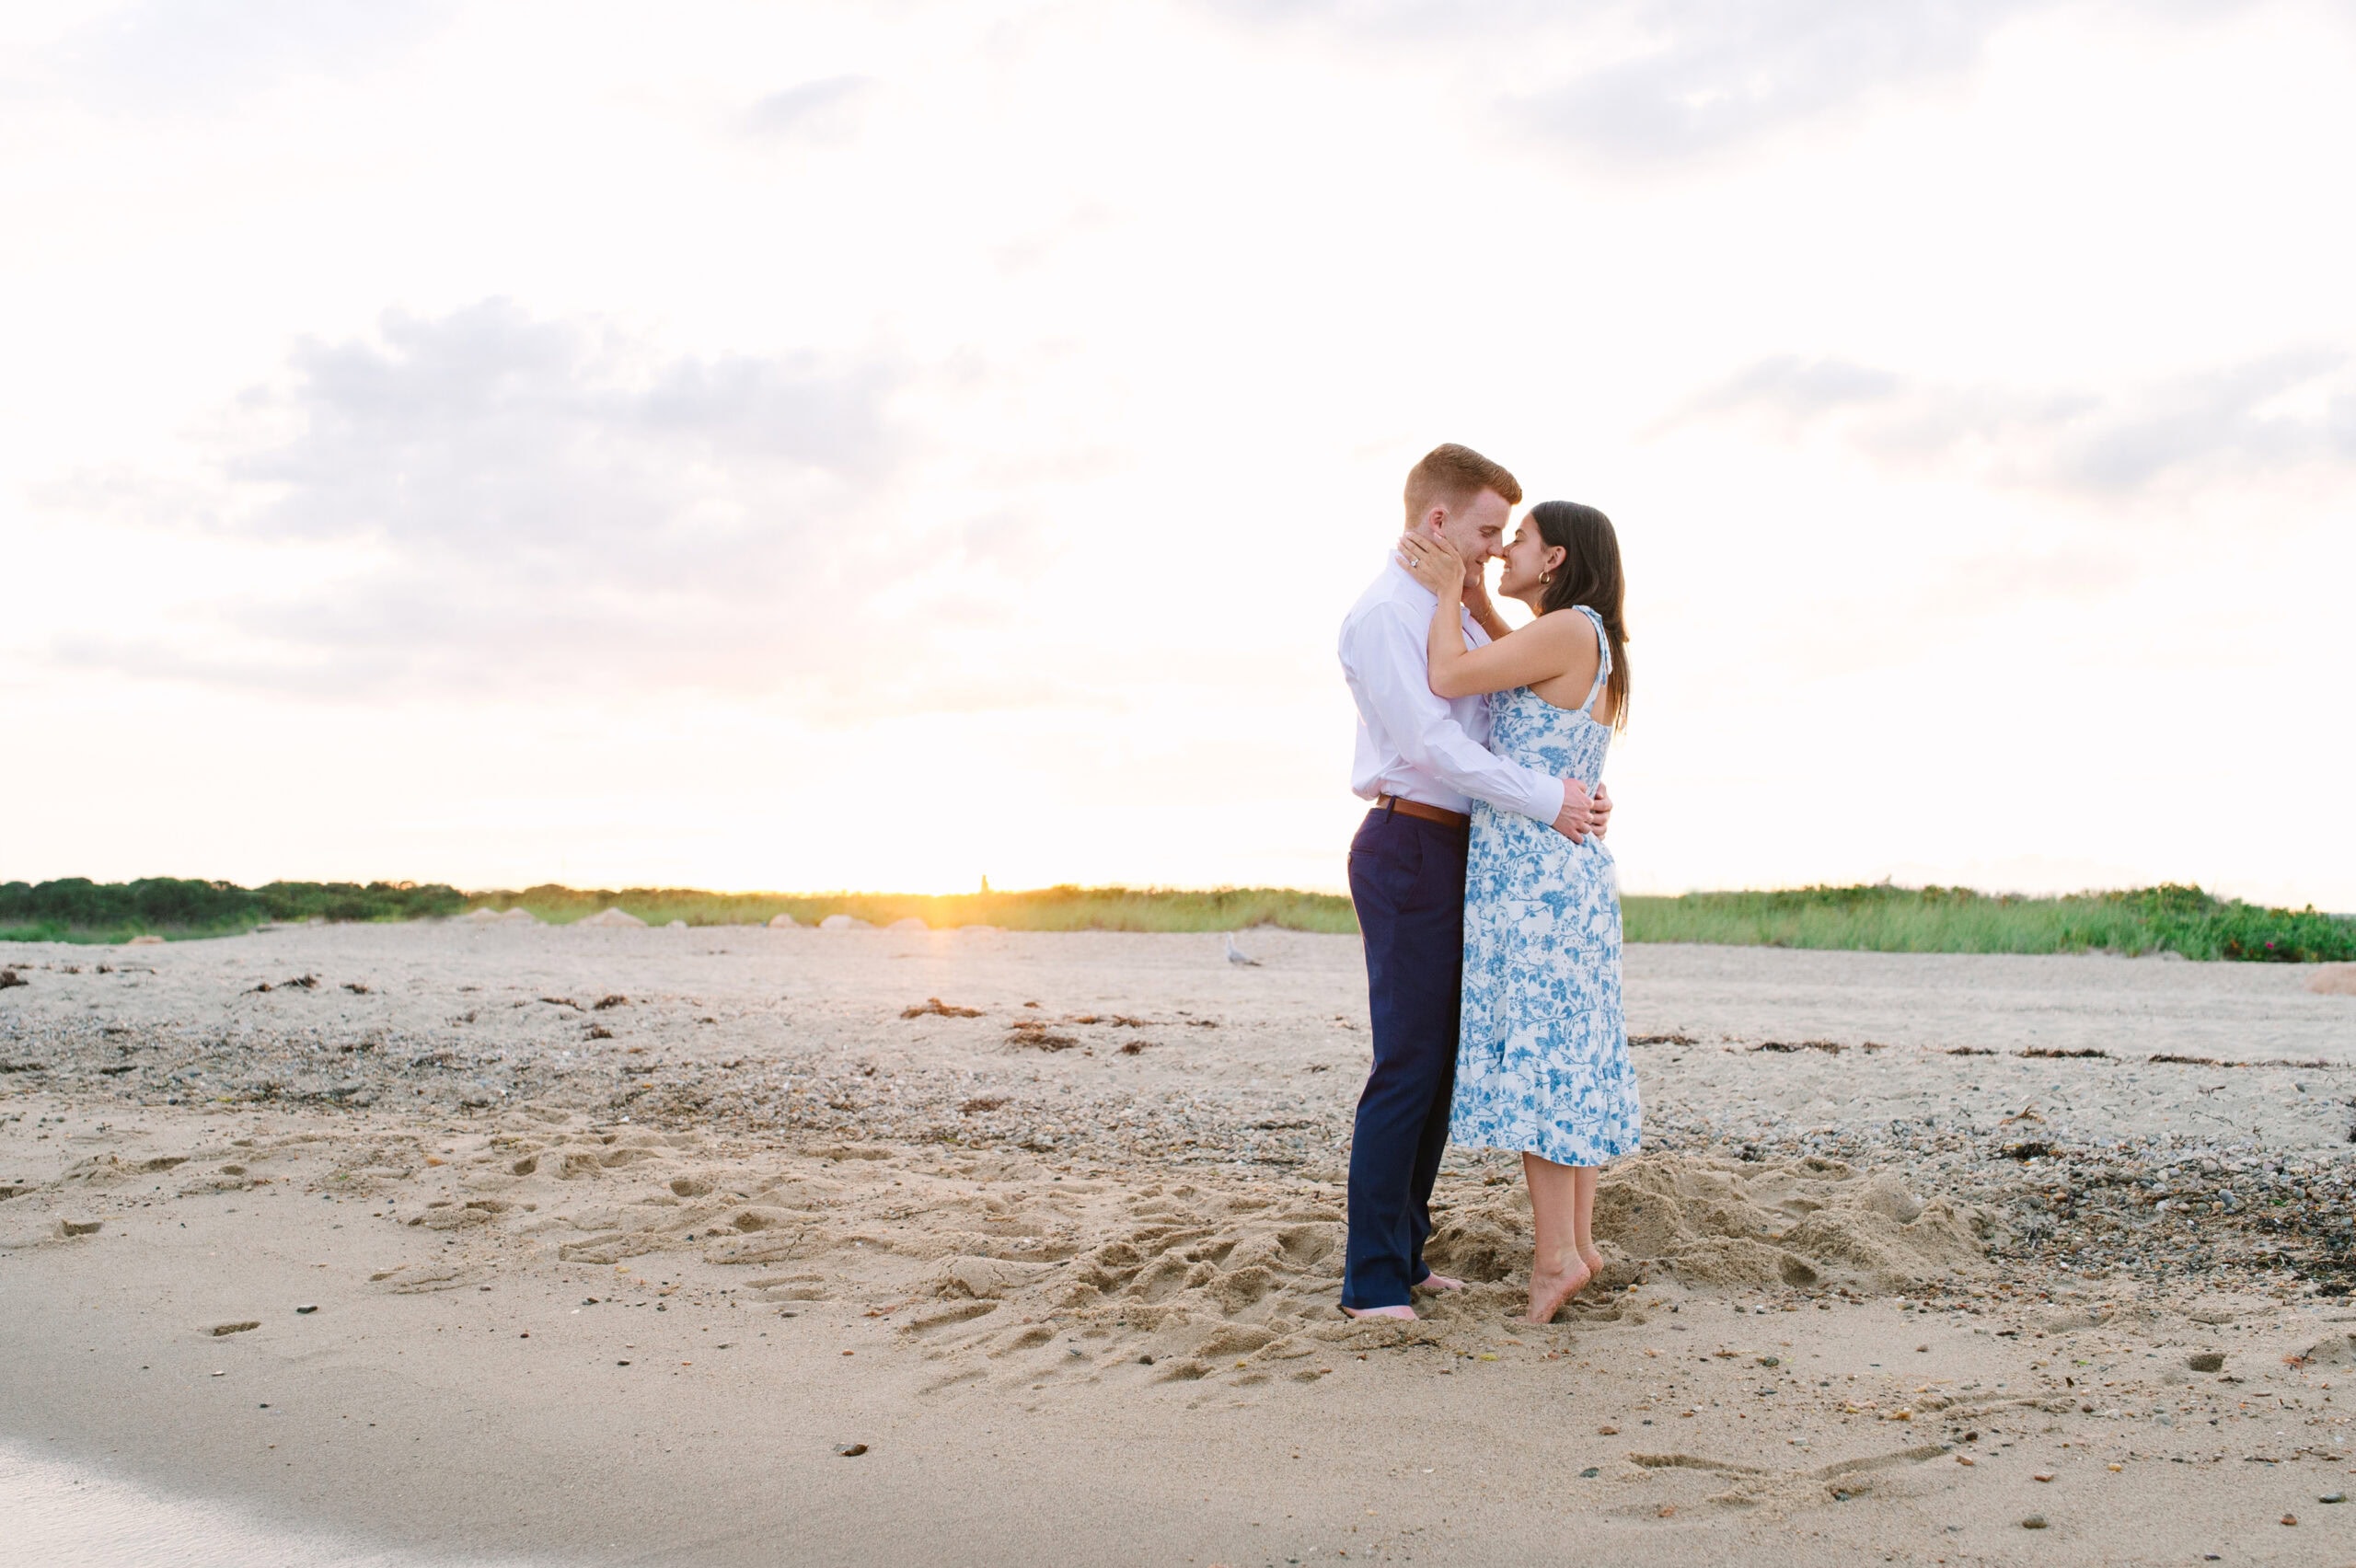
[1449, 605, 1641, 1167]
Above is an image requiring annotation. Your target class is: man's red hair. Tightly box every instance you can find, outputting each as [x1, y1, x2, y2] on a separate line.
[1403, 443, 1521, 522]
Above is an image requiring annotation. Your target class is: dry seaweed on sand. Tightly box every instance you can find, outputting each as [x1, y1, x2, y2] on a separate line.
[903, 998, 985, 1020]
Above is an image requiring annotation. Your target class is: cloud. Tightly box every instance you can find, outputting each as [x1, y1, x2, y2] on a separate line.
[1692, 353, 1907, 418]
[51, 300, 914, 698]
[1679, 348, 2356, 496]
[1511, 0, 2045, 161]
[1201, 0, 2255, 160]
[741, 75, 879, 145]
[227, 300, 897, 549]
[50, 0, 452, 114]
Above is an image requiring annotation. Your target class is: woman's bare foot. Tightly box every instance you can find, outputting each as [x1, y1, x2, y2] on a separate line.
[1414, 1271, 1465, 1293]
[1572, 1246, 1607, 1297]
[1522, 1253, 1591, 1324]
[1340, 1303, 1417, 1320]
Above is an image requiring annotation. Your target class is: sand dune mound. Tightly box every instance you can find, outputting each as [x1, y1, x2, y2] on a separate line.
[1423, 1154, 1991, 1296]
[767, 913, 799, 928]
[576, 907, 647, 928]
[2300, 1332, 2356, 1366]
[1598, 1154, 1990, 1292]
[1414, 1148, 1988, 1290]
[2306, 964, 2356, 997]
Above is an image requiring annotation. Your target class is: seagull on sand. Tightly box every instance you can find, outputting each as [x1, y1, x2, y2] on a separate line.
[1224, 932, 1262, 967]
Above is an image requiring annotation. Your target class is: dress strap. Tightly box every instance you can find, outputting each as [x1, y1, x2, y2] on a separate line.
[1571, 605, 1611, 717]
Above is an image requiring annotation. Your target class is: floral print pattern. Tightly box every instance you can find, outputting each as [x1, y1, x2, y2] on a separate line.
[1450, 605, 1642, 1167]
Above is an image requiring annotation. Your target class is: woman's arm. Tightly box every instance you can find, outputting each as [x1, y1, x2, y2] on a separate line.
[1397, 535, 1590, 699]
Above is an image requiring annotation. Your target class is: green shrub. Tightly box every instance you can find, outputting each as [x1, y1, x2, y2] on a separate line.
[0, 878, 464, 942]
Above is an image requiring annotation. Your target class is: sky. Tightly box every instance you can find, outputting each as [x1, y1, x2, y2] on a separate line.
[4, 0, 2352, 905]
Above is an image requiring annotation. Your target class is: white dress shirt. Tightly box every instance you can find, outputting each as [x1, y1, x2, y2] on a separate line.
[1337, 557, 1567, 824]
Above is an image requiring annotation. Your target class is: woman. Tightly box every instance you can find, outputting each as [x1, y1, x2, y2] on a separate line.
[1396, 501, 1638, 1325]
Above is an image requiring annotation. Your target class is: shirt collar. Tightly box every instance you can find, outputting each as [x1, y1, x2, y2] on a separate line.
[1382, 553, 1438, 608]
[1382, 552, 1479, 626]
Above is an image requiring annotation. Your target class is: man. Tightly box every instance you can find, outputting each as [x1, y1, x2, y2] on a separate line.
[1334, 443, 1609, 1320]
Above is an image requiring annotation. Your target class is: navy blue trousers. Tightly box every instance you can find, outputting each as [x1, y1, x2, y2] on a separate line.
[1342, 805, 1468, 1309]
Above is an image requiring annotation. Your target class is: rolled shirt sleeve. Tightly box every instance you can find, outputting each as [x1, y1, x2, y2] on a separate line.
[1344, 601, 1567, 825]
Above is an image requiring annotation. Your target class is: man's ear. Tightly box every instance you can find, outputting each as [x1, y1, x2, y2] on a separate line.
[1413, 505, 1449, 539]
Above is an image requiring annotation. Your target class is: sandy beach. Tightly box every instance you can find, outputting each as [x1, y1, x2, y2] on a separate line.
[3, 924, 2352, 1566]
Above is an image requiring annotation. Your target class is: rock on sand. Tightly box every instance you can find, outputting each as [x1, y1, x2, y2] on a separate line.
[818, 915, 871, 931]
[767, 913, 799, 928]
[887, 917, 927, 932]
[578, 908, 648, 929]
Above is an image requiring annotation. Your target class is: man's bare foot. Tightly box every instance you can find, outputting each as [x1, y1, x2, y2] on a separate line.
[1414, 1271, 1465, 1293]
[1340, 1304, 1417, 1320]
[1522, 1254, 1591, 1325]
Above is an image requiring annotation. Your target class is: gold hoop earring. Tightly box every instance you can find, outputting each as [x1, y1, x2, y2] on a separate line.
[1539, 571, 1553, 585]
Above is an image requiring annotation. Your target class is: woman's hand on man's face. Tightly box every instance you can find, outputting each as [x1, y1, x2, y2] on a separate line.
[1397, 532, 1465, 594]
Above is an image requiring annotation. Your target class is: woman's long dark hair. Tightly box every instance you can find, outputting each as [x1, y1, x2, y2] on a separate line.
[1529, 500, 1630, 731]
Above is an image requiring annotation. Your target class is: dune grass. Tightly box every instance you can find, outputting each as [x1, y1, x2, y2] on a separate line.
[5, 876, 2348, 961]
[469, 883, 1361, 935]
[1620, 882, 2356, 962]
[0, 878, 1355, 941]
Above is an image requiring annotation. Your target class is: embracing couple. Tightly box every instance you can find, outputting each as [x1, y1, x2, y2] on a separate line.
[1335, 443, 1638, 1326]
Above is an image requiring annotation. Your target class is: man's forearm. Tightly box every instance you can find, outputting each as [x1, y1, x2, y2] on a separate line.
[1433, 750, 1565, 825]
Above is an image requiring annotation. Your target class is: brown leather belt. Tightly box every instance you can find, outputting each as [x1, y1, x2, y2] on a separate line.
[1376, 794, 1470, 830]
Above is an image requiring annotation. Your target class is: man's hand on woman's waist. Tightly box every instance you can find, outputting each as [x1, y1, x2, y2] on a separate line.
[1552, 781, 1612, 843]
[1553, 779, 1593, 843]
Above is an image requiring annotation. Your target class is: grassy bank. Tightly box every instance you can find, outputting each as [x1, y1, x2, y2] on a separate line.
[0, 879, 1356, 941]
[1619, 882, 2356, 962]
[468, 883, 1361, 935]
[4, 877, 2349, 961]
